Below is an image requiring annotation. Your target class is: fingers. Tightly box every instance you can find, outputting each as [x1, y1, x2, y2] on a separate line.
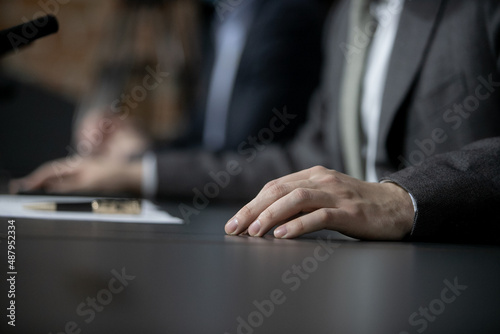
[11, 162, 63, 192]
[224, 166, 357, 239]
[274, 208, 341, 239]
[43, 174, 84, 194]
[10, 158, 82, 194]
[226, 185, 338, 238]
[225, 167, 333, 236]
[225, 179, 311, 236]
[248, 188, 337, 237]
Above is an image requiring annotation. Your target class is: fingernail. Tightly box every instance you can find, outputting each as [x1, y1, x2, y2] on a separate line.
[225, 218, 238, 235]
[248, 219, 261, 236]
[274, 226, 288, 239]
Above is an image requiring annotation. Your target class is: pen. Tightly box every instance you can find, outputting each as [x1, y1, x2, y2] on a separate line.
[23, 199, 142, 215]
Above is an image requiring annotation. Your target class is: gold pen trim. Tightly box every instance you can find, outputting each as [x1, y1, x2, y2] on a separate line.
[91, 199, 142, 215]
[23, 203, 57, 211]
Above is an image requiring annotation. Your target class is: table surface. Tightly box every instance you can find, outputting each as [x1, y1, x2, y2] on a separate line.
[1, 202, 499, 334]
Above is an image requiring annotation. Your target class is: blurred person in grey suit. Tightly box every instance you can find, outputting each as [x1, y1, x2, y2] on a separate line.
[220, 0, 500, 243]
[14, 0, 500, 243]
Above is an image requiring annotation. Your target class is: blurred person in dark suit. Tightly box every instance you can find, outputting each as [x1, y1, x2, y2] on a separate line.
[19, 0, 323, 196]
[174, 0, 325, 151]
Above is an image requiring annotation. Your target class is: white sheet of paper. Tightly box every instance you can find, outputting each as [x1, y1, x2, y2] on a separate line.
[0, 195, 183, 224]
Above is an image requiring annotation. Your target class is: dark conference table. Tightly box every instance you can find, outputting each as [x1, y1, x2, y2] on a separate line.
[1, 201, 500, 334]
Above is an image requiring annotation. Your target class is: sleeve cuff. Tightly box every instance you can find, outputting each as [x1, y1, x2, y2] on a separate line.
[379, 179, 419, 239]
[141, 151, 158, 199]
[407, 191, 418, 215]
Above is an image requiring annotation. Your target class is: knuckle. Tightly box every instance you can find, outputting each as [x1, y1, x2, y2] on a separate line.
[320, 174, 340, 186]
[293, 217, 306, 234]
[309, 167, 341, 185]
[260, 208, 275, 222]
[317, 208, 335, 222]
[292, 188, 312, 202]
[310, 165, 327, 174]
[263, 179, 279, 191]
[238, 205, 254, 219]
[348, 205, 367, 221]
[267, 183, 288, 199]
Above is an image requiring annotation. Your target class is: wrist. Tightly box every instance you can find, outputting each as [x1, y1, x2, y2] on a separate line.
[380, 182, 415, 239]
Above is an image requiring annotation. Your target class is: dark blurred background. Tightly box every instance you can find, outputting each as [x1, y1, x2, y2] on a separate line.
[0, 0, 109, 179]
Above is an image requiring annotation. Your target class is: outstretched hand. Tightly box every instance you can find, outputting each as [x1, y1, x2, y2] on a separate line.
[9, 157, 142, 195]
[225, 166, 414, 240]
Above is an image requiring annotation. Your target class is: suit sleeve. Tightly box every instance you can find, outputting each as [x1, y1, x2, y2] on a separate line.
[155, 91, 331, 201]
[382, 137, 500, 243]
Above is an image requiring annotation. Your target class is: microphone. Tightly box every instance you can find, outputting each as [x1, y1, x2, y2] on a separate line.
[0, 15, 59, 56]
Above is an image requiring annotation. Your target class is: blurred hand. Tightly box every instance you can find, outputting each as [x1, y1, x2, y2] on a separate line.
[74, 109, 150, 160]
[225, 166, 414, 240]
[9, 157, 142, 195]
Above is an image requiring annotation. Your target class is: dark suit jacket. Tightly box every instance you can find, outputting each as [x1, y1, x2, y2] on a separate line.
[163, 0, 324, 150]
[158, 0, 500, 242]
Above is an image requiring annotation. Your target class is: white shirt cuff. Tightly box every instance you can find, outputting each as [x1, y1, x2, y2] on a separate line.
[407, 192, 418, 215]
[141, 151, 158, 199]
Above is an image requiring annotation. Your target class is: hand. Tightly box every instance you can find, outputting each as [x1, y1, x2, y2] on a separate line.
[74, 109, 114, 156]
[9, 157, 142, 195]
[224, 166, 415, 240]
[74, 109, 150, 160]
